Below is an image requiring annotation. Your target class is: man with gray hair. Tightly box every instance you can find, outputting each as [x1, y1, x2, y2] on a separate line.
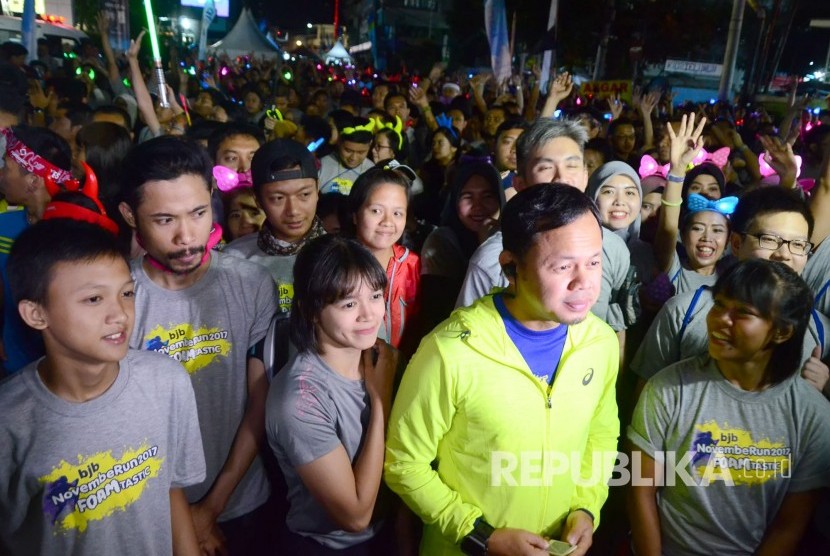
[456, 118, 635, 333]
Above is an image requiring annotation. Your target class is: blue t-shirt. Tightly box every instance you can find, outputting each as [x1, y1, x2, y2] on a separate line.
[0, 210, 43, 373]
[494, 294, 568, 385]
[501, 171, 515, 191]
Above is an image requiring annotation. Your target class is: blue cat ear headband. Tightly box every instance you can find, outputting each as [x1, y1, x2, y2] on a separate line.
[435, 113, 458, 139]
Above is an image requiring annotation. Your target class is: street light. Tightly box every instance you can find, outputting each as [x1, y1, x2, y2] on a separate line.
[296, 40, 302, 46]
[307, 23, 313, 29]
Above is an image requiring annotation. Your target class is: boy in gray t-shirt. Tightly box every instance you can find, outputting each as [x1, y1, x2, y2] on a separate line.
[0, 220, 205, 555]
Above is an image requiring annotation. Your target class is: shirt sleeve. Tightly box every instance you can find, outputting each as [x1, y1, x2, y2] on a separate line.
[169, 364, 207, 488]
[455, 260, 496, 309]
[627, 367, 681, 459]
[248, 266, 279, 348]
[273, 376, 342, 468]
[384, 335, 482, 544]
[787, 388, 830, 493]
[597, 231, 633, 332]
[630, 298, 683, 380]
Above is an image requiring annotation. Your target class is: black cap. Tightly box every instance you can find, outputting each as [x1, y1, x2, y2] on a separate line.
[251, 139, 318, 187]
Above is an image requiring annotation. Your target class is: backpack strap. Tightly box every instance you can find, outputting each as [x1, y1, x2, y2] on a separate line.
[811, 309, 825, 353]
[263, 312, 292, 382]
[679, 286, 709, 344]
[815, 279, 830, 309]
[670, 267, 682, 285]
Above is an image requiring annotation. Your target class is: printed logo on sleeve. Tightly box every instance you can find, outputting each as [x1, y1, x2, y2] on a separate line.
[690, 422, 791, 485]
[40, 444, 164, 532]
[143, 323, 232, 374]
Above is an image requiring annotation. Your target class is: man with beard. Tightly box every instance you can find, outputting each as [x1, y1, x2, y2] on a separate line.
[119, 136, 278, 555]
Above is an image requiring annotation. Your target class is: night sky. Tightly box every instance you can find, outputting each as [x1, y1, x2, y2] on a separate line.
[249, 0, 830, 77]
[257, 0, 334, 30]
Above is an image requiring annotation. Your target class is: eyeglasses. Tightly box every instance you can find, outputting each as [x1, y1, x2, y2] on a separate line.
[742, 232, 812, 255]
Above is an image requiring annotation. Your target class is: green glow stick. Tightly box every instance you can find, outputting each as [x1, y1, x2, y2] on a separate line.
[143, 0, 169, 107]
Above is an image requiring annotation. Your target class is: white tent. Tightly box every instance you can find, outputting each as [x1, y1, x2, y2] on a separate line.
[208, 8, 281, 59]
[323, 40, 351, 64]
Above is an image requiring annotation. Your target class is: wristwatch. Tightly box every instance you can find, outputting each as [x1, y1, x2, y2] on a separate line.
[460, 517, 495, 556]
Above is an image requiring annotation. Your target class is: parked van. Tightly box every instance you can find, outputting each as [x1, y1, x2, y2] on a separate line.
[0, 15, 88, 56]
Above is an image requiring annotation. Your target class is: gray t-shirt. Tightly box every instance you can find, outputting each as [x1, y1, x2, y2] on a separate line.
[455, 229, 504, 308]
[667, 251, 720, 295]
[265, 351, 381, 549]
[455, 228, 633, 331]
[628, 236, 656, 285]
[628, 355, 830, 556]
[318, 154, 375, 195]
[0, 350, 205, 556]
[630, 287, 830, 380]
[130, 252, 277, 521]
[803, 237, 830, 315]
[224, 233, 297, 314]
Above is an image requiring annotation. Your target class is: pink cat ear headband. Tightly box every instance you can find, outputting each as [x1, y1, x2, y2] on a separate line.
[691, 147, 730, 168]
[213, 166, 253, 193]
[638, 155, 669, 179]
[639, 147, 731, 180]
[757, 152, 815, 192]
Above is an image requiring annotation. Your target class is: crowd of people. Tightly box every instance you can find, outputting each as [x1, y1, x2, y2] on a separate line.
[0, 17, 828, 556]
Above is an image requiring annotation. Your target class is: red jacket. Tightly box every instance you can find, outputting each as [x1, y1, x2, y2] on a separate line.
[383, 244, 420, 348]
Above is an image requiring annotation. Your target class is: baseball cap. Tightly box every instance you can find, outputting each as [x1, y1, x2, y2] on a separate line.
[251, 139, 318, 187]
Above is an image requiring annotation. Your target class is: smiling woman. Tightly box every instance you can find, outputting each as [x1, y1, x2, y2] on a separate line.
[344, 168, 420, 349]
[586, 161, 656, 284]
[418, 160, 505, 332]
[265, 235, 398, 552]
[628, 259, 830, 556]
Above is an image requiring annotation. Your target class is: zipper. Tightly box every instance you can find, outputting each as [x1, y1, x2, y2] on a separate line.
[457, 326, 553, 409]
[385, 253, 399, 343]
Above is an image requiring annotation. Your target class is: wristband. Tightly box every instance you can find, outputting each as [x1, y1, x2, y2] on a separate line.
[574, 508, 595, 522]
[666, 173, 685, 183]
[661, 198, 683, 207]
[460, 517, 495, 556]
[421, 105, 432, 113]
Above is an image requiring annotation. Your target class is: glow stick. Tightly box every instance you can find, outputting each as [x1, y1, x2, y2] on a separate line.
[143, 0, 169, 107]
[180, 94, 192, 126]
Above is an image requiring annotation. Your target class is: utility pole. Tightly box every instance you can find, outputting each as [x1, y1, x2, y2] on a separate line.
[766, 0, 800, 93]
[742, 1, 766, 101]
[592, 0, 616, 81]
[719, 0, 746, 100]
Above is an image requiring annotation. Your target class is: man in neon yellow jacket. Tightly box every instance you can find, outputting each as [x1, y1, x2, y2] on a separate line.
[385, 184, 620, 556]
